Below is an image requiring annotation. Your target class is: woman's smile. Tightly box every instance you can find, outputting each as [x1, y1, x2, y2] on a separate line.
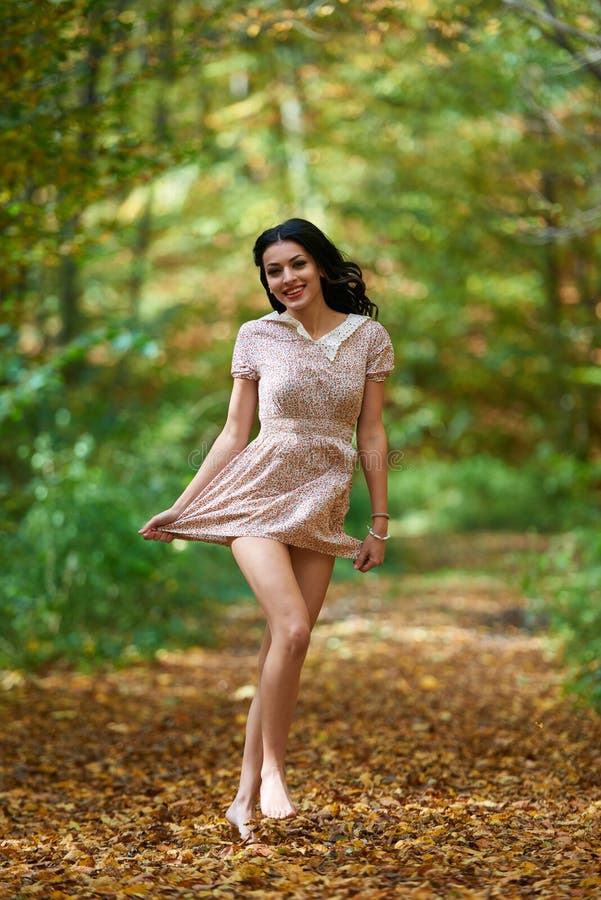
[283, 285, 305, 300]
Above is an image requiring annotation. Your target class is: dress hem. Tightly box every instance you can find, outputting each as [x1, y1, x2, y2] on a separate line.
[165, 528, 361, 561]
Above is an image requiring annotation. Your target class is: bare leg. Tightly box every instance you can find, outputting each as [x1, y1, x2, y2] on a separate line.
[225, 628, 271, 838]
[231, 538, 308, 820]
[226, 538, 335, 825]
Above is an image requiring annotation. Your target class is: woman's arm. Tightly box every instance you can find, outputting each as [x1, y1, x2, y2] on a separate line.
[353, 380, 389, 571]
[139, 378, 258, 541]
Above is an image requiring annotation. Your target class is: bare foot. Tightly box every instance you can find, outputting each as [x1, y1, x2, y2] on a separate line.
[260, 768, 296, 819]
[225, 797, 257, 843]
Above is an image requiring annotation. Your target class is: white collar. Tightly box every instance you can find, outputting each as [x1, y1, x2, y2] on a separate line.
[261, 310, 367, 361]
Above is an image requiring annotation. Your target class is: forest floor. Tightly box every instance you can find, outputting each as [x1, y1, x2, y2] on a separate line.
[2, 533, 601, 899]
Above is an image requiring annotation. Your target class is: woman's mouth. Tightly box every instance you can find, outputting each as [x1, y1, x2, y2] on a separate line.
[283, 286, 305, 300]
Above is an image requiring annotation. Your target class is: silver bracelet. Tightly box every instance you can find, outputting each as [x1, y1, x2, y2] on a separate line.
[368, 526, 391, 541]
[371, 513, 390, 519]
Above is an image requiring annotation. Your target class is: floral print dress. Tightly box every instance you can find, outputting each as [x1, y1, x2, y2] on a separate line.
[164, 309, 394, 559]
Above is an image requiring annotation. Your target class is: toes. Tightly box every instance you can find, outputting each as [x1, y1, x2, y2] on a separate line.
[260, 805, 296, 820]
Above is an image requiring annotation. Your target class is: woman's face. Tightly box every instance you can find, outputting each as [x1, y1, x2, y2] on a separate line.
[262, 240, 325, 311]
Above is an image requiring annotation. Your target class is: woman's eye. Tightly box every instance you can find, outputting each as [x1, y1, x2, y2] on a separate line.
[266, 260, 305, 276]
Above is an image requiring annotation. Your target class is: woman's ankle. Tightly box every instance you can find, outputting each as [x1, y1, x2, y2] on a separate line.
[261, 762, 286, 779]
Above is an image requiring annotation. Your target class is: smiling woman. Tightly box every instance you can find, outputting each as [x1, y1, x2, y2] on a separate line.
[139, 218, 394, 842]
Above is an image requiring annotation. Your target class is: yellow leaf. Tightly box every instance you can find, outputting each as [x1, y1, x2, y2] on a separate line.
[233, 684, 255, 701]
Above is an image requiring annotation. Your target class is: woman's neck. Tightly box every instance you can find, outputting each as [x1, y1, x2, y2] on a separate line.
[283, 304, 348, 340]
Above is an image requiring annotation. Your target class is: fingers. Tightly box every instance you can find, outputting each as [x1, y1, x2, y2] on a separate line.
[140, 527, 174, 542]
[353, 552, 369, 571]
[353, 540, 385, 572]
[354, 554, 379, 572]
[139, 508, 179, 541]
[139, 519, 159, 535]
[139, 508, 179, 536]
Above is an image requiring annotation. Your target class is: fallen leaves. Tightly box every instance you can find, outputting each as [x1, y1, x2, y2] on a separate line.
[1, 534, 601, 898]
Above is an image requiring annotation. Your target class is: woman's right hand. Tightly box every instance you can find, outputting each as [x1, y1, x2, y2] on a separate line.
[138, 507, 182, 542]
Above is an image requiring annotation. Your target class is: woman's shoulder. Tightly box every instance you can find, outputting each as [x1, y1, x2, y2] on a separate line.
[235, 312, 297, 342]
[233, 316, 269, 340]
[237, 312, 279, 331]
[361, 316, 393, 341]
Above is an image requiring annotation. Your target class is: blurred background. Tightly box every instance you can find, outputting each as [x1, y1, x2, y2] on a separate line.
[1, 1, 599, 695]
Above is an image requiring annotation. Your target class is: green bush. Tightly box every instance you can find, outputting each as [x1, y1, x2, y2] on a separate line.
[0, 429, 249, 670]
[526, 529, 601, 709]
[385, 452, 599, 535]
[342, 451, 599, 578]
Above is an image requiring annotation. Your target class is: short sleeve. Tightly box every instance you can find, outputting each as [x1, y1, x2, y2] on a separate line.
[231, 324, 260, 381]
[366, 323, 394, 382]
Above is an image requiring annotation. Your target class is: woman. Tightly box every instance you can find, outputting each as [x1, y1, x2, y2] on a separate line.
[139, 218, 394, 840]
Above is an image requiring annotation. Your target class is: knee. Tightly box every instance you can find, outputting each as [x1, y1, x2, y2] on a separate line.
[279, 622, 311, 659]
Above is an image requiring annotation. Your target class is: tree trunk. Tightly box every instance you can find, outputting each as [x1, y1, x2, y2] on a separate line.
[58, 5, 104, 347]
[128, 194, 153, 323]
[277, 69, 323, 222]
[155, 0, 174, 144]
[539, 168, 574, 453]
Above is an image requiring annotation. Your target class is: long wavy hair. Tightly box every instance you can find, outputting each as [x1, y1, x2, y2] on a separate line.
[253, 218, 379, 319]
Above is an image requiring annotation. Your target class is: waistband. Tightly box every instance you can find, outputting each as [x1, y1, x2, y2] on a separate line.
[259, 416, 353, 442]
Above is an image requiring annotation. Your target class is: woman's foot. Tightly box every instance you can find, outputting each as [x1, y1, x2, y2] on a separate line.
[260, 767, 296, 819]
[225, 797, 257, 842]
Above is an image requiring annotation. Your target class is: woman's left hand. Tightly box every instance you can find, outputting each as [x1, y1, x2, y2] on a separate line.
[353, 534, 387, 572]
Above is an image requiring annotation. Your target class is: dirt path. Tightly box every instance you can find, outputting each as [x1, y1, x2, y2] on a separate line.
[2, 534, 601, 899]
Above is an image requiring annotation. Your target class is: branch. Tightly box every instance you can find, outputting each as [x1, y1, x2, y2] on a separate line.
[546, 48, 601, 79]
[503, 0, 601, 85]
[501, 0, 601, 47]
[515, 204, 601, 243]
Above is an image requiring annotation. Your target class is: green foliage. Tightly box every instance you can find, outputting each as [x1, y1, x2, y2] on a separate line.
[384, 453, 600, 535]
[0, 428, 250, 670]
[527, 529, 601, 710]
[0, 323, 158, 423]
